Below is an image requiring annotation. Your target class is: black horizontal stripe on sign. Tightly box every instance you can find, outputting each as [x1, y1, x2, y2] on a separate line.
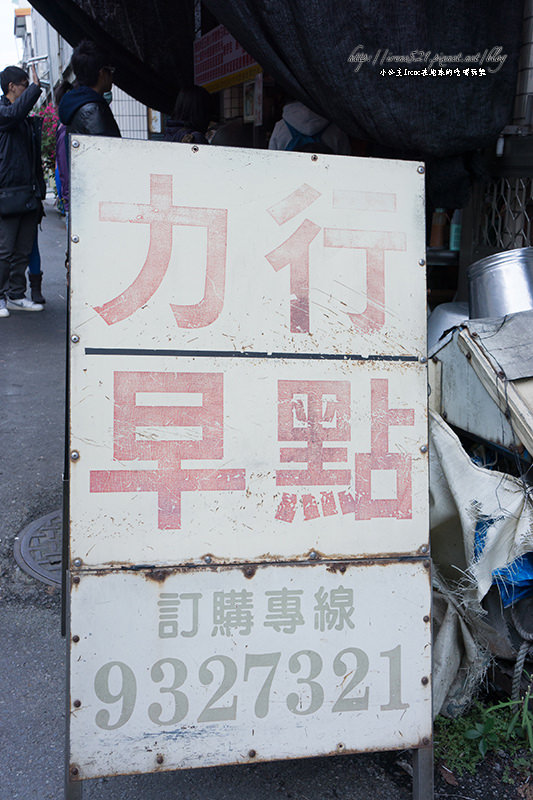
[84, 348, 419, 362]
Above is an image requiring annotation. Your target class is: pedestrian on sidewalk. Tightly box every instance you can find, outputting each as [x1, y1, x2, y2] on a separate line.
[0, 63, 46, 317]
[24, 80, 72, 306]
[54, 80, 72, 219]
[164, 85, 212, 145]
[57, 43, 120, 272]
[58, 40, 121, 138]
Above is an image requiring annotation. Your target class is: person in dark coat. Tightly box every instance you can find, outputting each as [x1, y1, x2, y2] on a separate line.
[58, 40, 121, 137]
[0, 64, 46, 316]
[25, 80, 75, 307]
[54, 80, 73, 215]
[164, 85, 211, 144]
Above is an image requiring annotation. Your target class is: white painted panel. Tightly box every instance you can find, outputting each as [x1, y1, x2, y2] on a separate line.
[69, 136, 426, 358]
[69, 356, 428, 567]
[69, 561, 432, 779]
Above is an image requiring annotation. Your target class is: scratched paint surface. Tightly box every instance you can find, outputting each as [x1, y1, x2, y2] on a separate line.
[68, 139, 430, 780]
[69, 357, 428, 567]
[69, 137, 426, 358]
[69, 561, 432, 779]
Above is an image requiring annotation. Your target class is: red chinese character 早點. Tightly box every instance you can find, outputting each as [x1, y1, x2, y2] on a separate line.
[96, 174, 227, 328]
[89, 371, 245, 529]
[342, 378, 414, 520]
[275, 380, 351, 522]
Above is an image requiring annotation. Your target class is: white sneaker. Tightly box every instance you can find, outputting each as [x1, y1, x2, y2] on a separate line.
[7, 296, 43, 312]
[0, 299, 9, 318]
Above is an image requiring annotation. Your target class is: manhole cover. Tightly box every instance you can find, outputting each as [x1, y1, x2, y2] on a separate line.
[13, 510, 63, 586]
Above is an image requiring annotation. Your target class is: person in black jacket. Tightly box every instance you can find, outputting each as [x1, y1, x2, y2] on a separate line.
[58, 40, 121, 137]
[0, 64, 46, 316]
[164, 85, 211, 145]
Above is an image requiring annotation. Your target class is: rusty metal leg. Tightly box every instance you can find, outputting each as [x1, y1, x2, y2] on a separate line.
[412, 745, 433, 800]
[65, 776, 82, 800]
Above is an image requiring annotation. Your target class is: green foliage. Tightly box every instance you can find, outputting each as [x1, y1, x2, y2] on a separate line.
[482, 684, 533, 752]
[502, 762, 514, 784]
[435, 684, 533, 778]
[434, 701, 486, 775]
[464, 714, 501, 757]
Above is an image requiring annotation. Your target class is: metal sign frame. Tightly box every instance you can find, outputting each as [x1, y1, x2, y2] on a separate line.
[65, 137, 432, 799]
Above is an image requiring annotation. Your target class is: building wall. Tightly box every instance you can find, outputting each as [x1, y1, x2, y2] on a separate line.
[31, 11, 68, 88]
[111, 87, 148, 140]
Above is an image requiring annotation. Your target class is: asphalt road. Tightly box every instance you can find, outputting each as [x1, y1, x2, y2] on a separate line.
[0, 200, 415, 800]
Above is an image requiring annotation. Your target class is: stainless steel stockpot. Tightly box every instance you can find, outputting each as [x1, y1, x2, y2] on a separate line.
[468, 247, 533, 319]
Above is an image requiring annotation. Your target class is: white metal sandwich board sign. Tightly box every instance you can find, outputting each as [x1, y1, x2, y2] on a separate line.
[68, 136, 430, 782]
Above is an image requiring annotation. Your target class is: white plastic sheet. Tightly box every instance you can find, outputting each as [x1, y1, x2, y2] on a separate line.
[429, 410, 533, 601]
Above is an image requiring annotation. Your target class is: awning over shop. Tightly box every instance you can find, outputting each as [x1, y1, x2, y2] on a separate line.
[29, 0, 524, 205]
[28, 0, 196, 113]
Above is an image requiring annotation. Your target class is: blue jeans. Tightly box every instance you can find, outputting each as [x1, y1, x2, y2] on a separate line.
[28, 233, 41, 275]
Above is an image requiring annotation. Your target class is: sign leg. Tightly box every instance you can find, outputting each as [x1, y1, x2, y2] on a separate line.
[412, 744, 433, 800]
[65, 776, 82, 800]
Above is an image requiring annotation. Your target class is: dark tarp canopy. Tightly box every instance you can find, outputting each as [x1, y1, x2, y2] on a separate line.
[203, 0, 524, 206]
[29, 0, 524, 205]
[28, 0, 196, 113]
